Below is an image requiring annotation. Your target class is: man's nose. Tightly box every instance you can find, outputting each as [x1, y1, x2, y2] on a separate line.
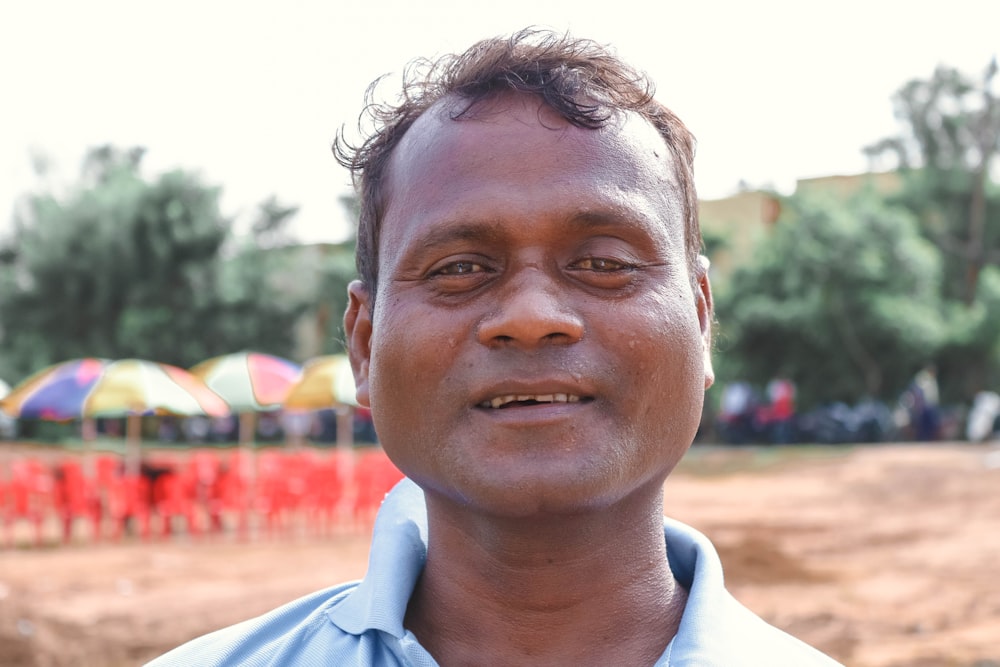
[476, 269, 584, 348]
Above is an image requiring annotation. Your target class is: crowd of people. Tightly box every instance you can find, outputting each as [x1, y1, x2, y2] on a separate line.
[713, 368, 1000, 445]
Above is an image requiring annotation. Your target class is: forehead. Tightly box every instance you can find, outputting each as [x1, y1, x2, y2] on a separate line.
[389, 93, 678, 190]
[379, 93, 684, 256]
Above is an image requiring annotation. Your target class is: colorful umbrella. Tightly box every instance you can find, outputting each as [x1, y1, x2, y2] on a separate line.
[189, 351, 303, 413]
[282, 354, 359, 449]
[189, 351, 302, 446]
[0, 378, 12, 440]
[281, 354, 357, 410]
[1, 358, 228, 420]
[0, 358, 230, 473]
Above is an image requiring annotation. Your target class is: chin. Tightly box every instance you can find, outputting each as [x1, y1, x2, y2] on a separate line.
[426, 464, 668, 520]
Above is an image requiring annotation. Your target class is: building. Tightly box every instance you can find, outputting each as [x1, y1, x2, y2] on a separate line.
[698, 171, 902, 293]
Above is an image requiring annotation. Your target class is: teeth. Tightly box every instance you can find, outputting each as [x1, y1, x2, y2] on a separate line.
[481, 393, 583, 408]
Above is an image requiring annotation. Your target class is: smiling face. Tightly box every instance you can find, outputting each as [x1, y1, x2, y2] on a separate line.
[345, 93, 714, 518]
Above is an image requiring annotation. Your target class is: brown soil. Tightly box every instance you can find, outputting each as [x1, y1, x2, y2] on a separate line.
[1, 443, 999, 666]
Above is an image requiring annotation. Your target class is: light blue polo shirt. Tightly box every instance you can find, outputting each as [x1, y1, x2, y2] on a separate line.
[148, 479, 842, 666]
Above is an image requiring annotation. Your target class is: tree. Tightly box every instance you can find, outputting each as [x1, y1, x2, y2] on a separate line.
[934, 265, 1000, 400]
[0, 146, 309, 382]
[865, 59, 1000, 304]
[715, 188, 945, 409]
[860, 59, 1000, 400]
[310, 194, 362, 354]
[310, 242, 358, 354]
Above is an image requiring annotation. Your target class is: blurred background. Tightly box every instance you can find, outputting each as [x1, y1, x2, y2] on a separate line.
[1, 2, 999, 666]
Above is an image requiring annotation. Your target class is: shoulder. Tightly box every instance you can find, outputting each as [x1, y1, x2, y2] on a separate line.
[145, 582, 361, 666]
[674, 594, 844, 666]
[146, 479, 432, 667]
[662, 517, 843, 666]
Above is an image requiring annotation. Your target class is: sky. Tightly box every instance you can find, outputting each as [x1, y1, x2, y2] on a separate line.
[2, 0, 998, 245]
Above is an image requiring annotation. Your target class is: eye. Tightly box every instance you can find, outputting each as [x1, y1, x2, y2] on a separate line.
[425, 257, 497, 294]
[433, 260, 486, 276]
[570, 257, 635, 272]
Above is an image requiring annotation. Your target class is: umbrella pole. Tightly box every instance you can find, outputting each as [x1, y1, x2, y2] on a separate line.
[82, 417, 97, 479]
[335, 405, 354, 451]
[81, 417, 101, 542]
[335, 406, 356, 527]
[282, 410, 309, 450]
[238, 412, 257, 538]
[125, 414, 142, 478]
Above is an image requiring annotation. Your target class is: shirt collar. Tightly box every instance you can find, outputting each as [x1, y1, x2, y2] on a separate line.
[325, 479, 836, 665]
[326, 478, 428, 637]
[326, 480, 722, 640]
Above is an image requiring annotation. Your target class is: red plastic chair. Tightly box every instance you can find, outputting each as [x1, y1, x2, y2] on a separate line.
[302, 453, 346, 536]
[254, 450, 304, 538]
[151, 463, 200, 538]
[89, 454, 123, 539]
[52, 458, 100, 543]
[0, 470, 11, 547]
[188, 450, 223, 534]
[105, 473, 152, 541]
[352, 449, 404, 529]
[6, 458, 56, 546]
[213, 451, 252, 537]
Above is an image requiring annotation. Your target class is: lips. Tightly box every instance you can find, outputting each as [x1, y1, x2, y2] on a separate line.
[478, 393, 584, 409]
[471, 374, 598, 413]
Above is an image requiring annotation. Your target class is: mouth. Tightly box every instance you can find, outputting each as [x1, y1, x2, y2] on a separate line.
[477, 393, 590, 409]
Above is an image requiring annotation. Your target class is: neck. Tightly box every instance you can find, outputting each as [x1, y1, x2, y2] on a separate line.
[405, 485, 687, 667]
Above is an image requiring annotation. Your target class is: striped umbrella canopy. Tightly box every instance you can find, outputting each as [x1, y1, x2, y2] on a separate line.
[0, 378, 10, 439]
[0, 357, 230, 420]
[281, 354, 357, 410]
[189, 351, 302, 413]
[0, 379, 11, 439]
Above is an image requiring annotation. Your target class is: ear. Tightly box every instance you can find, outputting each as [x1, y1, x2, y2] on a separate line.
[344, 280, 373, 408]
[696, 255, 716, 391]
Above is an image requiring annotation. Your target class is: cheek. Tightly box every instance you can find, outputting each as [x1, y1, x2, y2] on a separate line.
[368, 306, 413, 415]
[368, 302, 461, 423]
[621, 303, 705, 411]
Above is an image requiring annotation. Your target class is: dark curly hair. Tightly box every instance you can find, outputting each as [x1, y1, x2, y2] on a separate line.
[333, 28, 701, 304]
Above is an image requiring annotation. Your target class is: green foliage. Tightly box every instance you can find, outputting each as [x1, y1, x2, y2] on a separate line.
[934, 266, 1000, 400]
[0, 146, 310, 382]
[314, 243, 357, 353]
[882, 165, 1000, 304]
[865, 65, 988, 170]
[701, 226, 727, 260]
[854, 59, 1000, 401]
[715, 189, 945, 409]
[710, 59, 1000, 410]
[306, 193, 363, 354]
[866, 60, 1000, 304]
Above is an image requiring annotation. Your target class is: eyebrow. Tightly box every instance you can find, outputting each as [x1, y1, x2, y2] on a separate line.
[570, 209, 641, 229]
[413, 209, 643, 248]
[411, 219, 508, 250]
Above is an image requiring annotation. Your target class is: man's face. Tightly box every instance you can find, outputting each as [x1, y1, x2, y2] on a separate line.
[346, 94, 714, 518]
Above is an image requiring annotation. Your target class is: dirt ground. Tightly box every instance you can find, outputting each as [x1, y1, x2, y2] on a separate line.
[1, 443, 999, 667]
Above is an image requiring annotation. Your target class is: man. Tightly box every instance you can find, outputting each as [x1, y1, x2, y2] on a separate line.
[149, 29, 841, 666]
